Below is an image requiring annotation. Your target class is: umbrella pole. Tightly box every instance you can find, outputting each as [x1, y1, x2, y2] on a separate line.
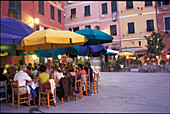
[51, 44, 55, 70]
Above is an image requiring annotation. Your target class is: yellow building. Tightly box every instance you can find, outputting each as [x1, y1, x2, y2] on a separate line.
[118, 1, 158, 52]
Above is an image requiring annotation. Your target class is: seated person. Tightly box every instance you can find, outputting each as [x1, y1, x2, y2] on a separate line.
[6, 65, 17, 81]
[66, 66, 78, 87]
[26, 66, 35, 79]
[0, 67, 8, 82]
[59, 63, 67, 75]
[14, 66, 32, 93]
[76, 64, 87, 91]
[46, 62, 53, 78]
[54, 66, 64, 87]
[84, 62, 95, 83]
[35, 65, 49, 92]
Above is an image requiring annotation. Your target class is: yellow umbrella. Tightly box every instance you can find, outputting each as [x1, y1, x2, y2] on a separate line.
[117, 51, 134, 56]
[17, 29, 87, 51]
[17, 29, 88, 67]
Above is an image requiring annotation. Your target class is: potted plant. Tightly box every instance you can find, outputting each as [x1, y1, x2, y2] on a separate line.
[102, 62, 110, 72]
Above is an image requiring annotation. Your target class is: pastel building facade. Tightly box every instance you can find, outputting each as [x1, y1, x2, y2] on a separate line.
[156, 1, 170, 51]
[64, 1, 121, 50]
[118, 1, 158, 52]
[1, 1, 64, 67]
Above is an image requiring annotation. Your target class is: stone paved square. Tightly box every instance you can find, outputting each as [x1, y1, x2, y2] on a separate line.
[0, 72, 170, 113]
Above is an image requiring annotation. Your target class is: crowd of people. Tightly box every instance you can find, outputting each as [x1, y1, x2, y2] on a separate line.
[0, 60, 95, 105]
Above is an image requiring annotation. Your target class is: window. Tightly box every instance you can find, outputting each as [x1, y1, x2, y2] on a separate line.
[39, 1, 44, 15]
[126, 1, 133, 9]
[58, 9, 61, 23]
[85, 25, 91, 29]
[146, 20, 154, 32]
[8, 1, 21, 20]
[102, 3, 107, 14]
[128, 22, 135, 34]
[157, 1, 170, 6]
[69, 28, 72, 31]
[70, 8, 76, 19]
[162, 1, 170, 5]
[73, 27, 79, 32]
[110, 25, 117, 36]
[50, 5, 55, 20]
[139, 41, 141, 46]
[111, 1, 117, 12]
[84, 5, 90, 16]
[165, 17, 170, 30]
[145, 1, 152, 6]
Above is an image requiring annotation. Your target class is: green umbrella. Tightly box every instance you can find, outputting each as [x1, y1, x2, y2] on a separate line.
[75, 28, 113, 45]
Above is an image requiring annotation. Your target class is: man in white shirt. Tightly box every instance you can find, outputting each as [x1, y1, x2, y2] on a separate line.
[14, 66, 32, 93]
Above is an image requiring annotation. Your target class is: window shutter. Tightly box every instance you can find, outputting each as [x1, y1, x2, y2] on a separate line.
[50, 5, 55, 20]
[111, 1, 117, 12]
[126, 1, 133, 9]
[128, 22, 135, 34]
[145, 1, 153, 6]
[84, 5, 90, 16]
[165, 17, 170, 30]
[58, 9, 61, 23]
[39, 1, 44, 15]
[102, 3, 107, 14]
[110, 25, 117, 36]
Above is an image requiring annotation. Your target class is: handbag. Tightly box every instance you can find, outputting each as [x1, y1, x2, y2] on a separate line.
[44, 80, 51, 89]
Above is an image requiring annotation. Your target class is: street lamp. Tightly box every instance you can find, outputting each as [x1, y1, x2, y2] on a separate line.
[58, 55, 62, 60]
[32, 55, 37, 64]
[166, 54, 170, 60]
[115, 55, 118, 60]
[35, 18, 39, 24]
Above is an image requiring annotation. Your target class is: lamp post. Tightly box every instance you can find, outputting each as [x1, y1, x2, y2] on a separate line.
[167, 54, 170, 60]
[34, 18, 39, 30]
[32, 55, 37, 64]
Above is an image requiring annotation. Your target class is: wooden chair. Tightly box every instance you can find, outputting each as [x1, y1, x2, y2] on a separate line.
[10, 80, 30, 109]
[38, 79, 57, 109]
[58, 77, 71, 104]
[73, 75, 83, 99]
[91, 72, 99, 94]
[85, 69, 91, 96]
[0, 80, 8, 103]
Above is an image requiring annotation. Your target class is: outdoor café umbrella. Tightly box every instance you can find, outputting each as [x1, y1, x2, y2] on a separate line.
[117, 51, 134, 56]
[37, 46, 81, 58]
[75, 28, 113, 58]
[1, 18, 34, 44]
[78, 45, 107, 57]
[75, 28, 113, 46]
[105, 49, 119, 55]
[17, 29, 88, 67]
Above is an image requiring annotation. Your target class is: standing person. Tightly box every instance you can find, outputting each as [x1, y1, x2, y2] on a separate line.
[84, 62, 95, 83]
[13, 66, 32, 93]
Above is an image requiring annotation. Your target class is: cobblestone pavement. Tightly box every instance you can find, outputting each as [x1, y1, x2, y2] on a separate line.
[1, 72, 170, 113]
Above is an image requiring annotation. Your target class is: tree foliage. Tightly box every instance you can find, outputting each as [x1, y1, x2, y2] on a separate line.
[144, 32, 165, 55]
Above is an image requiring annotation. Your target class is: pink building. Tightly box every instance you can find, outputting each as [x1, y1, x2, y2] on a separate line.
[64, 1, 121, 50]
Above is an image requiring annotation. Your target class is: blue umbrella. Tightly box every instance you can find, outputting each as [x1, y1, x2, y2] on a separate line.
[78, 45, 107, 57]
[75, 28, 113, 45]
[0, 18, 34, 44]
